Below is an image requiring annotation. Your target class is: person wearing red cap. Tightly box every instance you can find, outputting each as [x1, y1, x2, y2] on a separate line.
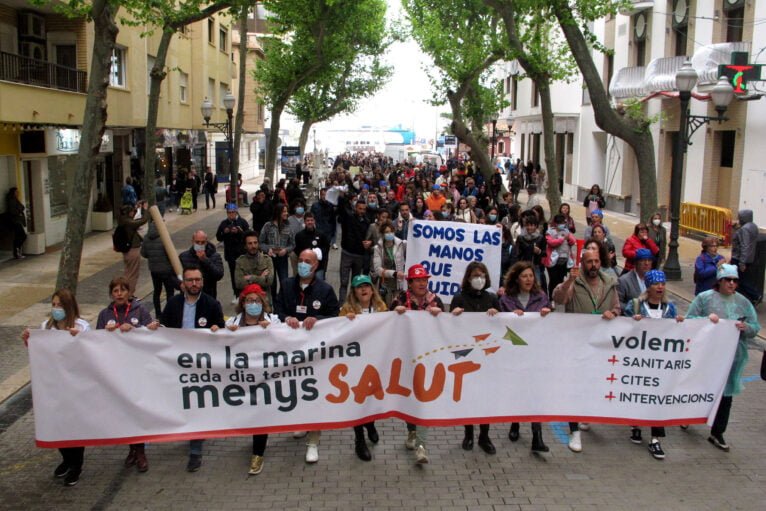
[391, 264, 444, 464]
[225, 283, 280, 476]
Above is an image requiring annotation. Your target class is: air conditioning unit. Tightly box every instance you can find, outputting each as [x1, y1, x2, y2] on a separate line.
[20, 41, 46, 61]
[18, 12, 45, 40]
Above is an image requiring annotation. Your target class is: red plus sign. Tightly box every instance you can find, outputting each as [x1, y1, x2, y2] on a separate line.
[605, 391, 615, 401]
[606, 373, 617, 383]
[608, 356, 619, 365]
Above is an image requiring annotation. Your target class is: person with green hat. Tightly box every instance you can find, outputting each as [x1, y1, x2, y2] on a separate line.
[339, 274, 388, 461]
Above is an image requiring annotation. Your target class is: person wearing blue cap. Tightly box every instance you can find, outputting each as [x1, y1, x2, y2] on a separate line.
[621, 222, 659, 274]
[583, 209, 611, 239]
[617, 247, 655, 311]
[686, 264, 761, 452]
[623, 269, 682, 459]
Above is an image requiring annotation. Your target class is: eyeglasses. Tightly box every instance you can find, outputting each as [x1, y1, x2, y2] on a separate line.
[722, 278, 738, 283]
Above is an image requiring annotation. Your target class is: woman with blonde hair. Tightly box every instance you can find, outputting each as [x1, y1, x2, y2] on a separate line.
[339, 274, 387, 461]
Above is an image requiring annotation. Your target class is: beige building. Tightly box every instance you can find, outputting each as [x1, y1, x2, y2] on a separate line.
[0, 4, 258, 255]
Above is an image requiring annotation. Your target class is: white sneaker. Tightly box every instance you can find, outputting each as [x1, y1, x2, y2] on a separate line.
[332, 243, 338, 250]
[305, 444, 319, 463]
[579, 422, 591, 431]
[415, 445, 429, 464]
[568, 431, 582, 453]
[231, 296, 238, 305]
[405, 430, 417, 450]
[292, 431, 307, 439]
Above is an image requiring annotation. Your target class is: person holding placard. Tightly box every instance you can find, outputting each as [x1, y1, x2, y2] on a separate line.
[450, 262, 500, 454]
[339, 275, 388, 461]
[392, 264, 444, 464]
[499, 262, 552, 453]
[225, 284, 280, 475]
[22, 289, 90, 487]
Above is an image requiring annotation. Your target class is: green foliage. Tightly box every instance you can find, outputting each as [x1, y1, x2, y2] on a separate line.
[620, 98, 666, 134]
[255, 0, 388, 110]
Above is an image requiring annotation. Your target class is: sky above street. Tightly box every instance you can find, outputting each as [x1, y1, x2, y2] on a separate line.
[281, 0, 450, 152]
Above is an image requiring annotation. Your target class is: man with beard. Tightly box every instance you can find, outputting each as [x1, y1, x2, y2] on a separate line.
[161, 266, 225, 472]
[179, 230, 224, 299]
[552, 249, 619, 454]
[294, 212, 330, 279]
[234, 231, 274, 308]
[216, 204, 250, 303]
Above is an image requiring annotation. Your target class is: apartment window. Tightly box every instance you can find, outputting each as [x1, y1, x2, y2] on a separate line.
[208, 19, 215, 44]
[725, 7, 744, 43]
[258, 103, 265, 123]
[720, 130, 736, 168]
[633, 11, 648, 66]
[147, 55, 155, 94]
[511, 76, 518, 109]
[505, 76, 511, 94]
[672, 0, 689, 56]
[219, 83, 229, 107]
[110, 46, 126, 87]
[219, 27, 228, 53]
[208, 78, 216, 104]
[179, 71, 188, 103]
[531, 80, 539, 107]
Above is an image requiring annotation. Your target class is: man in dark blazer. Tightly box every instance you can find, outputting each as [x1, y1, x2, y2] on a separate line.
[160, 265, 225, 472]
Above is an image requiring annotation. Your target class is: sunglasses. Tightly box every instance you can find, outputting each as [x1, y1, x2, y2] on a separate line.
[721, 277, 738, 283]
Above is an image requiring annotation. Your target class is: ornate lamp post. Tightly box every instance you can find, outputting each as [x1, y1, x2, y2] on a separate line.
[664, 62, 734, 280]
[201, 91, 236, 205]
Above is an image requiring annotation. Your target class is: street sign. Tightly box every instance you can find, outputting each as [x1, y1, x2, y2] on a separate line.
[444, 135, 457, 146]
[718, 51, 763, 94]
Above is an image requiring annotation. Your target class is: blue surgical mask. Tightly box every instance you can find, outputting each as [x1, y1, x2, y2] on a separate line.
[557, 224, 567, 231]
[488, 214, 497, 222]
[245, 302, 263, 317]
[441, 211, 450, 218]
[384, 232, 395, 242]
[368, 202, 378, 209]
[51, 307, 66, 322]
[193, 243, 206, 252]
[295, 207, 305, 215]
[297, 262, 313, 278]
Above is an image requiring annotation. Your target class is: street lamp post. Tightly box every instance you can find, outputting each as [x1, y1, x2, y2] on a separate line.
[664, 62, 734, 281]
[201, 91, 236, 206]
[490, 119, 497, 162]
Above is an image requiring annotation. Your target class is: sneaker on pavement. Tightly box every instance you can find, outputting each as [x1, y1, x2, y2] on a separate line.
[186, 454, 202, 472]
[630, 428, 642, 444]
[305, 444, 319, 463]
[53, 462, 69, 478]
[248, 455, 264, 475]
[708, 434, 730, 452]
[415, 445, 429, 464]
[578, 422, 590, 431]
[332, 243, 338, 250]
[568, 431, 582, 453]
[64, 469, 81, 487]
[405, 430, 417, 450]
[292, 431, 307, 439]
[648, 441, 665, 460]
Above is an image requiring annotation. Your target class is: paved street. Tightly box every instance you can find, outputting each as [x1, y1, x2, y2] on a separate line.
[0, 183, 765, 510]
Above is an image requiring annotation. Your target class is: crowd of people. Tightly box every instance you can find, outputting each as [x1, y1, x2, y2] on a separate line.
[22, 152, 761, 487]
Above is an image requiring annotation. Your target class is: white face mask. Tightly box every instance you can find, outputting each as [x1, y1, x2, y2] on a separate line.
[470, 277, 486, 291]
[652, 219, 661, 226]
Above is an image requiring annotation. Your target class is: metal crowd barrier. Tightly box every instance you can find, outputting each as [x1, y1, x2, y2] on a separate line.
[680, 202, 733, 247]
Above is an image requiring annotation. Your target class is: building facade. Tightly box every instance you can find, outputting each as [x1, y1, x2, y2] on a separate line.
[501, 0, 766, 226]
[0, 4, 251, 254]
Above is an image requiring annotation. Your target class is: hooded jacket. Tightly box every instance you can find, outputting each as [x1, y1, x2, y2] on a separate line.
[732, 209, 758, 264]
[140, 223, 175, 275]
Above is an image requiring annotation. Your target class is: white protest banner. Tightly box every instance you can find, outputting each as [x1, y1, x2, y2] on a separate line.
[405, 219, 501, 304]
[29, 313, 738, 448]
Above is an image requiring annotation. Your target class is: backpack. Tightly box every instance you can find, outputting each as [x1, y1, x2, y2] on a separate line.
[112, 225, 131, 253]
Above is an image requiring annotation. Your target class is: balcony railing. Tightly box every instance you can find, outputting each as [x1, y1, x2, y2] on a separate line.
[0, 51, 87, 93]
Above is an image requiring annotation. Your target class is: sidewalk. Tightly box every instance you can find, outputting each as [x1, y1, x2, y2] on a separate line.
[0, 177, 264, 405]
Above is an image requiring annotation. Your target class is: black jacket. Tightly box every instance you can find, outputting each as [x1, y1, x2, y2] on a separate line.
[337, 195, 371, 255]
[250, 199, 273, 235]
[450, 289, 500, 313]
[161, 292, 225, 329]
[178, 242, 224, 298]
[310, 199, 336, 240]
[294, 228, 330, 271]
[275, 276, 339, 321]
[140, 223, 175, 275]
[216, 216, 250, 261]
